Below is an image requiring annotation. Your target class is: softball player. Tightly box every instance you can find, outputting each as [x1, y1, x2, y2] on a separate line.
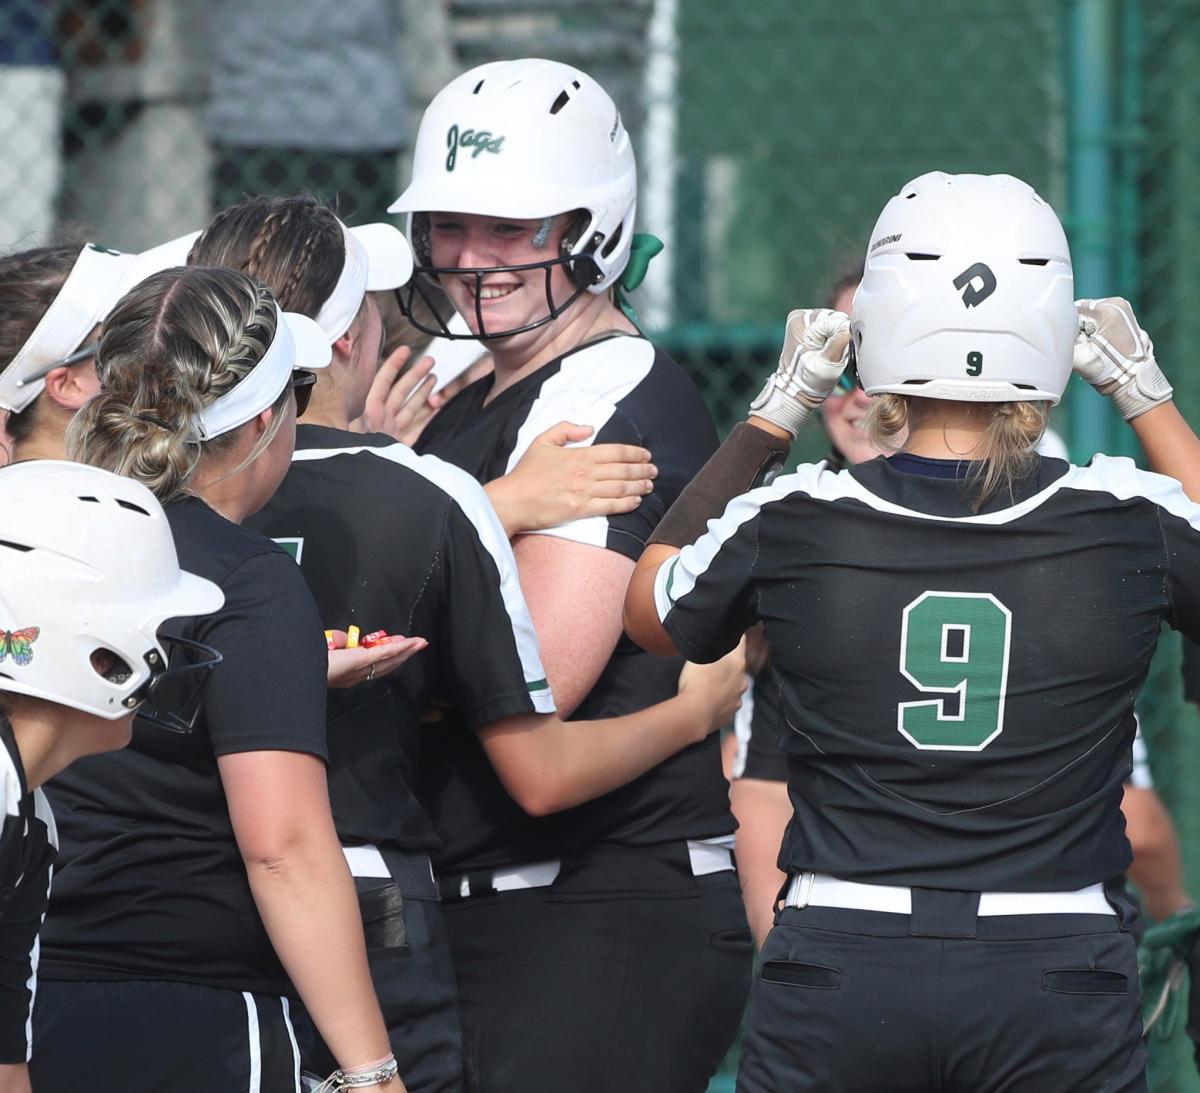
[32, 267, 407, 1092]
[390, 58, 751, 1092]
[624, 171, 1200, 1091]
[0, 236, 195, 464]
[0, 460, 222, 1092]
[188, 193, 742, 1091]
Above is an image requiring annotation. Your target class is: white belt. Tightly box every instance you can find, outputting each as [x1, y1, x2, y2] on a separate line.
[687, 837, 736, 876]
[784, 872, 1114, 917]
[452, 839, 736, 899]
[457, 860, 562, 899]
[342, 844, 436, 885]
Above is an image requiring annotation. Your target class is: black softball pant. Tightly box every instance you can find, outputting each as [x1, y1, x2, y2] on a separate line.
[31, 979, 303, 1092]
[737, 899, 1147, 1093]
[441, 841, 752, 1093]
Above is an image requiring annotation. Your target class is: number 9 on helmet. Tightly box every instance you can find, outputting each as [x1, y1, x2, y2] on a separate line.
[0, 461, 224, 729]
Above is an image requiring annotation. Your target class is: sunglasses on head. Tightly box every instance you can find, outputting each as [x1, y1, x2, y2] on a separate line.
[834, 340, 861, 393]
[291, 370, 317, 417]
[18, 341, 100, 388]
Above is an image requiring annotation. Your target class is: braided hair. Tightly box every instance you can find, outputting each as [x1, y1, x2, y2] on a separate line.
[190, 194, 344, 319]
[67, 266, 283, 502]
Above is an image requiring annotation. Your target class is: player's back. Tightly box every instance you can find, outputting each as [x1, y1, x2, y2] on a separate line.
[691, 453, 1200, 892]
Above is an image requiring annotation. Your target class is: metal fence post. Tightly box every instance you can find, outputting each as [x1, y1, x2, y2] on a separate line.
[1065, 0, 1119, 461]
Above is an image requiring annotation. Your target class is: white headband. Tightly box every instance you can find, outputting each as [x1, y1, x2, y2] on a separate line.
[194, 307, 331, 441]
[313, 221, 414, 342]
[0, 232, 201, 414]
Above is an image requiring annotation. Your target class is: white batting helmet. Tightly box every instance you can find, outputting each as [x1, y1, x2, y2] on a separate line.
[852, 172, 1076, 404]
[389, 58, 637, 338]
[0, 461, 223, 724]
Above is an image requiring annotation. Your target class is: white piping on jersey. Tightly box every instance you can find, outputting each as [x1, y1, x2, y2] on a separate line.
[33, 789, 56, 850]
[1130, 717, 1153, 790]
[289, 443, 555, 712]
[503, 337, 656, 550]
[0, 738, 22, 820]
[655, 453, 1200, 623]
[730, 674, 754, 780]
[810, 453, 1200, 529]
[654, 481, 782, 622]
[0, 736, 57, 1061]
[25, 849, 54, 1063]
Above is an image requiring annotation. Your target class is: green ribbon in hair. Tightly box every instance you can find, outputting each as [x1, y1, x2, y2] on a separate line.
[614, 233, 664, 330]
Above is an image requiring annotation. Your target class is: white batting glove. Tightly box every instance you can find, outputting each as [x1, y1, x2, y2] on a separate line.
[1074, 298, 1172, 421]
[749, 308, 851, 438]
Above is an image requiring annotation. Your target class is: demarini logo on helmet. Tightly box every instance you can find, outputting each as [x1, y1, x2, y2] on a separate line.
[446, 124, 506, 172]
[869, 233, 901, 252]
[953, 262, 998, 308]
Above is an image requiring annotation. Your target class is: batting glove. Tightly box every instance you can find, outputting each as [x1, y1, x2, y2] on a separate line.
[1074, 298, 1172, 421]
[749, 309, 851, 438]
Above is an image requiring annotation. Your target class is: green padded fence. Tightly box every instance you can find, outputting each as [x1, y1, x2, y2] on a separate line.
[1, 0, 1198, 1087]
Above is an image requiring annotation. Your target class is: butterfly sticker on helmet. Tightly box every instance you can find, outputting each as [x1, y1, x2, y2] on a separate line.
[0, 628, 39, 667]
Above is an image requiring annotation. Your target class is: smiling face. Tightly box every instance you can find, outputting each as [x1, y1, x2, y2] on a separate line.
[426, 211, 579, 346]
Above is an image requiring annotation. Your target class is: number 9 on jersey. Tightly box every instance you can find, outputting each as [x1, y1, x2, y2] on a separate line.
[897, 591, 1012, 751]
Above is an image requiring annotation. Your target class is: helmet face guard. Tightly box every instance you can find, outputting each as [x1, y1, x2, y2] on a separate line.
[130, 634, 223, 734]
[395, 252, 596, 341]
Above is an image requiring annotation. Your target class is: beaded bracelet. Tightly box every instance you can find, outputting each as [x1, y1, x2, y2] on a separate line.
[315, 1055, 399, 1091]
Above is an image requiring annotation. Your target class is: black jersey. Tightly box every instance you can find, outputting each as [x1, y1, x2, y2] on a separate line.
[657, 453, 1200, 892]
[0, 716, 55, 1064]
[734, 665, 788, 783]
[246, 424, 554, 854]
[416, 335, 735, 873]
[41, 499, 329, 995]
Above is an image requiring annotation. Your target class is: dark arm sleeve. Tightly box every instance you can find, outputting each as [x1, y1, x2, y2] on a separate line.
[193, 550, 330, 759]
[436, 492, 555, 730]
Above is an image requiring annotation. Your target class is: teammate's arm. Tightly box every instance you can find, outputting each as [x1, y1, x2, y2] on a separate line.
[512, 535, 635, 715]
[480, 646, 745, 816]
[1124, 783, 1193, 922]
[1073, 297, 1200, 501]
[730, 776, 791, 948]
[485, 422, 656, 539]
[0, 1063, 31, 1093]
[624, 309, 850, 654]
[438, 469, 745, 812]
[220, 750, 403, 1090]
[202, 554, 402, 1089]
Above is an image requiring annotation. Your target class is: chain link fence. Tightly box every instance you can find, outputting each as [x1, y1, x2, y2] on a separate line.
[2, 0, 1200, 1087]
